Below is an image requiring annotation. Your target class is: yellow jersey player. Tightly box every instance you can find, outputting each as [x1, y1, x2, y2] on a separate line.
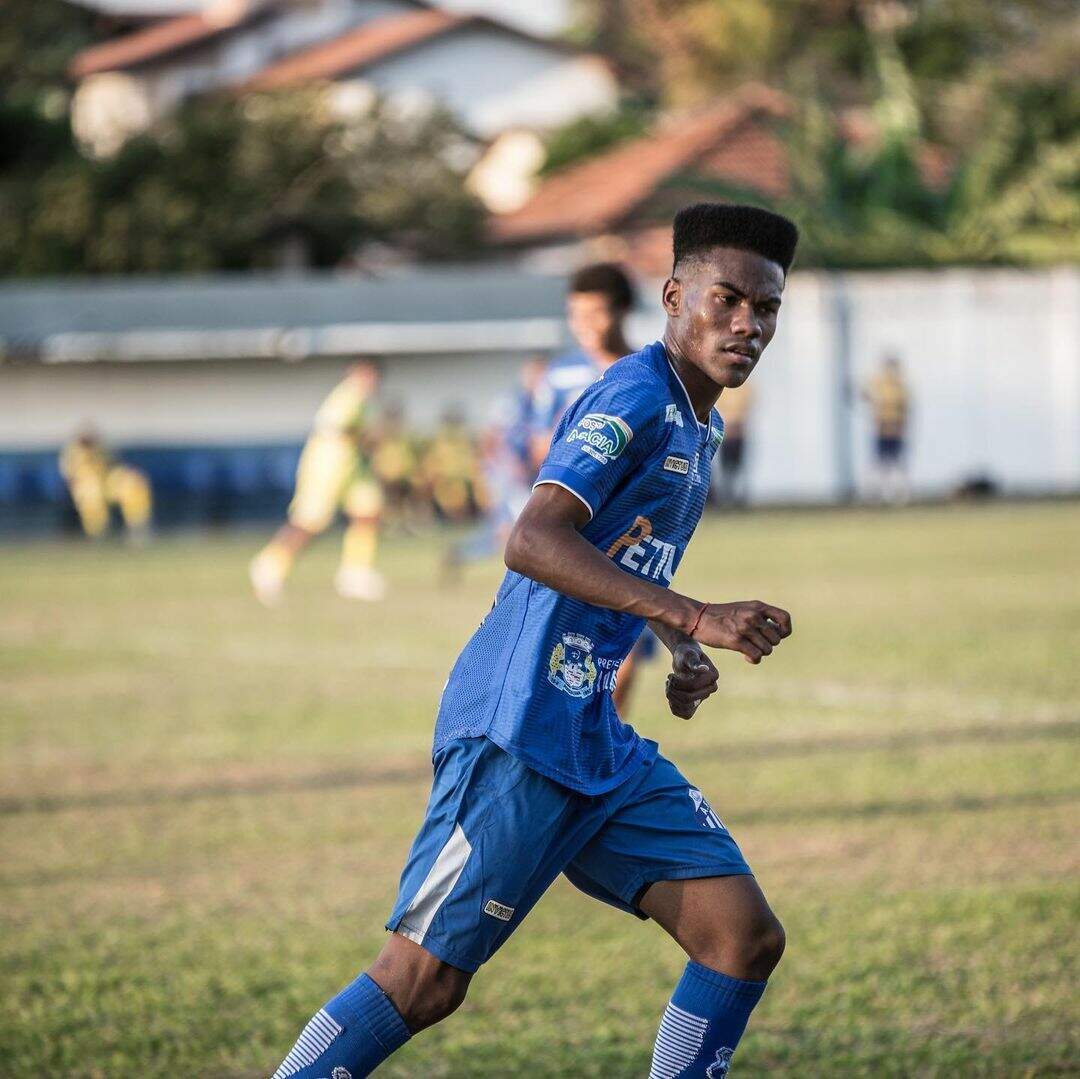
[249, 361, 385, 604]
[59, 427, 152, 542]
[863, 354, 911, 504]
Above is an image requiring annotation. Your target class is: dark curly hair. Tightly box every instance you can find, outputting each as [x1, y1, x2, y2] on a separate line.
[568, 262, 637, 313]
[672, 203, 799, 275]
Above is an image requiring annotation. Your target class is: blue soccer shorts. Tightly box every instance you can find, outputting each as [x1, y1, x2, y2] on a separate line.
[386, 736, 751, 973]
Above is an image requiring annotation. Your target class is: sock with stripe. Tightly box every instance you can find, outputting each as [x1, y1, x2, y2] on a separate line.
[649, 961, 766, 1078]
[272, 973, 410, 1079]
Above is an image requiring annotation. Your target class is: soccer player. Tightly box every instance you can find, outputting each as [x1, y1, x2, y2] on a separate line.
[250, 361, 385, 604]
[269, 203, 799, 1079]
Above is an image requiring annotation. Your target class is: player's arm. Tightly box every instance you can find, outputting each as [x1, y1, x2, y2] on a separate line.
[504, 484, 792, 666]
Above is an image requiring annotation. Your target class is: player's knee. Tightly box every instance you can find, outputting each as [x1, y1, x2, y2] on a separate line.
[693, 909, 785, 981]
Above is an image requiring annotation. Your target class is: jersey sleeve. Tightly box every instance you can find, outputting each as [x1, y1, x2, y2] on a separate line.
[534, 371, 660, 520]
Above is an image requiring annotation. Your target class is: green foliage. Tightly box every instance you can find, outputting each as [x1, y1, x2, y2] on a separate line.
[540, 100, 651, 175]
[0, 90, 483, 276]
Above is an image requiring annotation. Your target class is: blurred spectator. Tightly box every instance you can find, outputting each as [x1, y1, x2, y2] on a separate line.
[422, 408, 480, 523]
[371, 402, 423, 534]
[249, 361, 385, 604]
[716, 382, 754, 507]
[59, 427, 152, 543]
[863, 355, 911, 504]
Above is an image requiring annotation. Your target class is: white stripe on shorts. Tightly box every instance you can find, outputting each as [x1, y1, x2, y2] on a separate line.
[398, 822, 472, 946]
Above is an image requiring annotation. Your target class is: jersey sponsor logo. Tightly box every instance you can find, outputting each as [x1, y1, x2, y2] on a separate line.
[607, 516, 677, 583]
[330, 1069, 353, 1079]
[689, 787, 725, 831]
[665, 403, 684, 427]
[483, 898, 515, 921]
[663, 455, 690, 475]
[566, 413, 633, 465]
[548, 632, 598, 699]
[705, 1048, 735, 1077]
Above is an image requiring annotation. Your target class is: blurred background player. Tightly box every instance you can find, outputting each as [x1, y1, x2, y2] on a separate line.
[249, 361, 385, 604]
[864, 354, 911, 504]
[444, 358, 546, 580]
[715, 381, 754, 507]
[421, 407, 479, 523]
[59, 426, 152, 542]
[527, 263, 637, 472]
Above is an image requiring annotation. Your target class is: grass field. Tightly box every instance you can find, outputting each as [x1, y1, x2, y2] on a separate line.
[2, 501, 1079, 1077]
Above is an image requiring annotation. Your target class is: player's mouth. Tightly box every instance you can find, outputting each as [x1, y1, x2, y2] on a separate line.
[718, 343, 758, 366]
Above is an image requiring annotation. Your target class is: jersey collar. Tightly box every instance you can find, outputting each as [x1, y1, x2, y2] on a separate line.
[661, 343, 710, 446]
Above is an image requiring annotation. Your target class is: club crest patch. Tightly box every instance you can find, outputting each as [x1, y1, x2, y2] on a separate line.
[548, 632, 598, 699]
[709, 420, 725, 450]
[665, 403, 684, 427]
[566, 413, 633, 464]
[663, 455, 690, 474]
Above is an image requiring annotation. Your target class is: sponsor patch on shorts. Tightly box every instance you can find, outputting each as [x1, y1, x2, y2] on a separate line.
[483, 898, 514, 921]
[663, 455, 690, 474]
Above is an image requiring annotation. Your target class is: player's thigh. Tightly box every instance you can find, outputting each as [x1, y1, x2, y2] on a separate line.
[563, 754, 751, 920]
[387, 737, 605, 975]
[289, 434, 355, 532]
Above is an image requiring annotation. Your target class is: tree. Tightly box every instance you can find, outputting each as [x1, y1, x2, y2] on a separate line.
[0, 89, 483, 276]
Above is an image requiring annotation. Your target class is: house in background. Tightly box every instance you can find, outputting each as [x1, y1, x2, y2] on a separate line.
[68, 0, 615, 160]
[490, 84, 793, 277]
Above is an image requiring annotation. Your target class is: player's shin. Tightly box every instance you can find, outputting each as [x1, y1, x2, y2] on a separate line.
[649, 962, 766, 1078]
[271, 972, 409, 1079]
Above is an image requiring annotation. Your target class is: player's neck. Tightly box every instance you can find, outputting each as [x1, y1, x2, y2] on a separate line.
[663, 334, 722, 423]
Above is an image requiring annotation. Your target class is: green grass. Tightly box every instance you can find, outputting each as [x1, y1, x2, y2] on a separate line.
[2, 502, 1079, 1077]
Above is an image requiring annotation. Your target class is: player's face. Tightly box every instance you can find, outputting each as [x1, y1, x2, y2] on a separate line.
[664, 247, 785, 389]
[567, 291, 619, 355]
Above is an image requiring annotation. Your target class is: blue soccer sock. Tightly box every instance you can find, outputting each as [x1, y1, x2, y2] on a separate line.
[649, 961, 766, 1078]
[272, 972, 410, 1079]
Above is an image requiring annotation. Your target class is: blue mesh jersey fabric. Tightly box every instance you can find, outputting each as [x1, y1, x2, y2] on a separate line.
[434, 341, 724, 795]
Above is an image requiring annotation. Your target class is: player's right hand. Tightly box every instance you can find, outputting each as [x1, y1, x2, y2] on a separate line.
[691, 601, 792, 664]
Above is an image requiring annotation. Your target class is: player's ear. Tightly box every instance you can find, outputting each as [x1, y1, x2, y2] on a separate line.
[662, 277, 681, 317]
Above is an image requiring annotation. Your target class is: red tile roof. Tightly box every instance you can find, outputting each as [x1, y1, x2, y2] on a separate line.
[70, 0, 269, 78]
[243, 9, 466, 90]
[490, 84, 790, 245]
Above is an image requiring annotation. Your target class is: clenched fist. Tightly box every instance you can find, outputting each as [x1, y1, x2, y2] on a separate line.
[665, 641, 720, 719]
[691, 601, 792, 664]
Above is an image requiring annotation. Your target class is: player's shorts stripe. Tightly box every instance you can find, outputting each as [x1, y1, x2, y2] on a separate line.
[398, 822, 472, 945]
[272, 1008, 343, 1078]
[649, 1002, 708, 1078]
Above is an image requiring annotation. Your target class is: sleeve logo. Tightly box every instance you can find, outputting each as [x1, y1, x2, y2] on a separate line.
[566, 413, 633, 464]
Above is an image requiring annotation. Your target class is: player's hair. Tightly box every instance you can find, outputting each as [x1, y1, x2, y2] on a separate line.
[672, 203, 799, 275]
[568, 262, 637, 312]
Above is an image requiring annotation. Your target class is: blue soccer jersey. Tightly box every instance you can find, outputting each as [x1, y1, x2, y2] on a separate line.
[433, 341, 724, 794]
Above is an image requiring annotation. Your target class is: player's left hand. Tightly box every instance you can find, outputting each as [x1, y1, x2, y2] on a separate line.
[666, 641, 719, 720]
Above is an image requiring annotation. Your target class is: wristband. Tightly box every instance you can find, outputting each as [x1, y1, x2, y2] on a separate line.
[687, 601, 709, 638]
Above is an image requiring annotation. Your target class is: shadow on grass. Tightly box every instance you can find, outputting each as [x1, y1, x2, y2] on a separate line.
[3, 719, 1077, 818]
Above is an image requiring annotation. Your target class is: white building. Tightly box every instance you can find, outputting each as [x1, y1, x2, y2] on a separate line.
[69, 0, 616, 156]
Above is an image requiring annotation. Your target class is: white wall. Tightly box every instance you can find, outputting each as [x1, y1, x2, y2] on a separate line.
[2, 267, 1077, 500]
